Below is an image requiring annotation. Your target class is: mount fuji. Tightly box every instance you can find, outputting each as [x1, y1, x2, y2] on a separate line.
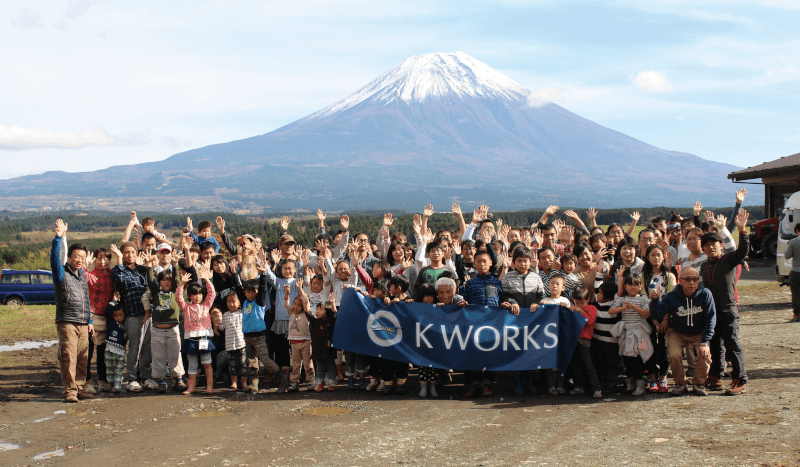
[0, 52, 742, 211]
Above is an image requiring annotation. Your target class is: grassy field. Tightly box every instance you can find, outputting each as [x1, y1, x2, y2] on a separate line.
[0, 304, 56, 344]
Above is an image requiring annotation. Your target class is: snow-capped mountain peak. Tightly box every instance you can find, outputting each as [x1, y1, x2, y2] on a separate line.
[306, 51, 530, 120]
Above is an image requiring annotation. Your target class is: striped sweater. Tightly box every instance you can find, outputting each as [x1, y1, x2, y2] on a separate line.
[592, 301, 621, 344]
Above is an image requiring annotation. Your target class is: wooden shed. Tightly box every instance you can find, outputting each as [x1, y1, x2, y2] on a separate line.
[728, 152, 800, 218]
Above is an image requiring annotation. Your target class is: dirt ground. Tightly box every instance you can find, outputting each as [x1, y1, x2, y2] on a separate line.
[2, 258, 800, 466]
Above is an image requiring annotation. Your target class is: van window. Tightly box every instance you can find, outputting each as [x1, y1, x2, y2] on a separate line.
[32, 274, 53, 285]
[781, 212, 799, 240]
[1, 274, 30, 284]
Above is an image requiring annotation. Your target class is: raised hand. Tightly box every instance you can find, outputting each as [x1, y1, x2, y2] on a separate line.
[564, 209, 580, 221]
[85, 252, 95, 270]
[55, 219, 67, 238]
[136, 251, 146, 265]
[383, 213, 393, 227]
[693, 202, 703, 216]
[280, 216, 290, 232]
[545, 205, 559, 216]
[172, 250, 184, 265]
[735, 188, 747, 204]
[495, 218, 503, 233]
[180, 272, 192, 284]
[301, 247, 311, 267]
[533, 229, 543, 246]
[451, 241, 462, 255]
[715, 214, 727, 232]
[499, 250, 511, 269]
[296, 277, 304, 290]
[471, 208, 482, 224]
[704, 210, 715, 225]
[142, 249, 154, 266]
[586, 207, 597, 220]
[616, 265, 627, 280]
[284, 284, 291, 296]
[552, 219, 564, 234]
[380, 225, 390, 240]
[215, 216, 225, 233]
[340, 215, 350, 231]
[735, 209, 749, 232]
[110, 244, 123, 263]
[451, 203, 462, 216]
[530, 250, 539, 271]
[478, 204, 489, 219]
[560, 225, 574, 244]
[499, 224, 511, 243]
[130, 211, 137, 222]
[270, 249, 281, 265]
[423, 228, 434, 244]
[412, 214, 422, 235]
[423, 204, 434, 218]
[186, 216, 193, 231]
[630, 211, 641, 223]
[317, 209, 327, 224]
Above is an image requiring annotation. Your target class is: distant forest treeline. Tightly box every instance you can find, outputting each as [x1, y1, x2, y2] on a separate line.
[0, 205, 764, 271]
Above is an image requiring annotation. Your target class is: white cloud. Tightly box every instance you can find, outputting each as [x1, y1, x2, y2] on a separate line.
[64, 0, 94, 20]
[11, 5, 43, 28]
[0, 125, 151, 150]
[634, 71, 674, 92]
[528, 88, 563, 107]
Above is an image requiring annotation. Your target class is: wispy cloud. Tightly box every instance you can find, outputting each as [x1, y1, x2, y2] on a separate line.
[0, 125, 150, 150]
[633, 71, 674, 92]
[528, 88, 563, 107]
[11, 5, 43, 28]
[64, 0, 94, 20]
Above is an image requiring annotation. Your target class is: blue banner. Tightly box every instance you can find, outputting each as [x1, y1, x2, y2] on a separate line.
[331, 289, 587, 373]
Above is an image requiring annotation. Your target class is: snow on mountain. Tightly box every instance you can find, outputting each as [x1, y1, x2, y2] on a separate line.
[305, 51, 531, 120]
[0, 51, 747, 210]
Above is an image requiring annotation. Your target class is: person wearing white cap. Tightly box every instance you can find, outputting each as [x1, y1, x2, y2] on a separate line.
[155, 243, 173, 275]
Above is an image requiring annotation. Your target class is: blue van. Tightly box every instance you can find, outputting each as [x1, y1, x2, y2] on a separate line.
[0, 269, 56, 306]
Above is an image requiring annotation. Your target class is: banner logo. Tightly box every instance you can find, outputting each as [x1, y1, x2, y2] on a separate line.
[367, 310, 403, 347]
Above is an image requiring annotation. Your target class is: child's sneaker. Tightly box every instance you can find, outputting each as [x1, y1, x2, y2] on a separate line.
[143, 379, 159, 390]
[377, 379, 386, 393]
[99, 380, 112, 392]
[482, 385, 493, 397]
[658, 380, 669, 393]
[287, 382, 299, 393]
[158, 380, 168, 393]
[315, 383, 324, 393]
[568, 387, 584, 395]
[647, 381, 659, 393]
[548, 387, 558, 396]
[395, 378, 407, 395]
[306, 382, 315, 391]
[112, 386, 122, 394]
[347, 377, 355, 391]
[592, 390, 603, 399]
[463, 386, 477, 398]
[127, 381, 143, 393]
[359, 377, 366, 390]
[556, 387, 566, 395]
[83, 381, 97, 394]
[175, 378, 188, 392]
[381, 379, 394, 395]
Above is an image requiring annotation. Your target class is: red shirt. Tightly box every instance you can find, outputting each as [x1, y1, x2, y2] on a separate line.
[576, 305, 597, 340]
[86, 268, 115, 315]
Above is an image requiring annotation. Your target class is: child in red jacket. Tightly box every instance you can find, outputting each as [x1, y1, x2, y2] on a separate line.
[567, 286, 603, 398]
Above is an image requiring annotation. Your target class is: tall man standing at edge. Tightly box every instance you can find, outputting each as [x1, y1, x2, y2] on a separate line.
[702, 209, 750, 395]
[51, 219, 94, 403]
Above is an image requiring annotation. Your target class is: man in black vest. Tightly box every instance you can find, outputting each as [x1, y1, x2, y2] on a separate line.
[50, 219, 94, 403]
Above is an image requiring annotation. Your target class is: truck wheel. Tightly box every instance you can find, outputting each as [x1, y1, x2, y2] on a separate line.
[5, 296, 24, 307]
[763, 233, 778, 259]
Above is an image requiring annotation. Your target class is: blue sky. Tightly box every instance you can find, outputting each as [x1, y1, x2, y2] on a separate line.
[2, 0, 799, 179]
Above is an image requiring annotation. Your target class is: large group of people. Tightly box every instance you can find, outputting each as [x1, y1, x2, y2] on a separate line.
[51, 188, 752, 403]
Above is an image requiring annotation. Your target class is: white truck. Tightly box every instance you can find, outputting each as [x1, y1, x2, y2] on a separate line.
[776, 191, 800, 285]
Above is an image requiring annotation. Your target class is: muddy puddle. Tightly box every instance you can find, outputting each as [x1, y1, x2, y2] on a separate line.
[0, 340, 58, 352]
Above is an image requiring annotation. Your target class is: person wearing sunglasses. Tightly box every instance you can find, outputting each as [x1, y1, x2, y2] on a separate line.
[649, 267, 716, 397]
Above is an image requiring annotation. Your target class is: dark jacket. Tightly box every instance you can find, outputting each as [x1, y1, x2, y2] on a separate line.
[701, 232, 749, 319]
[501, 270, 546, 308]
[51, 237, 91, 325]
[650, 284, 716, 344]
[308, 309, 337, 359]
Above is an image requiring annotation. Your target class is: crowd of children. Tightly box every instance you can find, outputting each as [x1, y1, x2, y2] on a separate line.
[51, 189, 753, 403]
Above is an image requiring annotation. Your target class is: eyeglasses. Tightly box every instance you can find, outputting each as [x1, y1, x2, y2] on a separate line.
[686, 238, 701, 243]
[682, 277, 700, 282]
[356, 238, 369, 243]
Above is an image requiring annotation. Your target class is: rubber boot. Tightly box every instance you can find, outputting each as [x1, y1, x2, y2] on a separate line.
[250, 376, 259, 395]
[203, 364, 214, 394]
[632, 378, 646, 396]
[419, 381, 428, 398]
[429, 381, 438, 398]
[348, 377, 355, 390]
[275, 370, 291, 394]
[183, 374, 197, 395]
[625, 377, 635, 393]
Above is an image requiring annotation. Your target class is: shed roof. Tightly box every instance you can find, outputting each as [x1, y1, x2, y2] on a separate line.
[728, 152, 800, 181]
